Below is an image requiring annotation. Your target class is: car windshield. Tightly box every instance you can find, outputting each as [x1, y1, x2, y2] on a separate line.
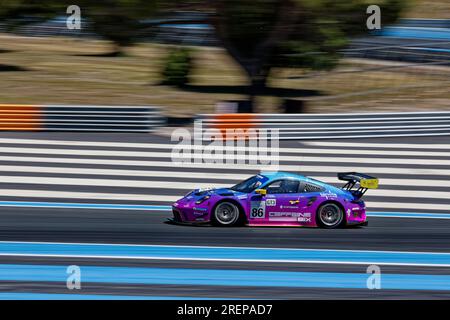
[230, 175, 269, 193]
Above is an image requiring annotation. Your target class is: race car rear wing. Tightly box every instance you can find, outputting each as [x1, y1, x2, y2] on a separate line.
[338, 172, 379, 199]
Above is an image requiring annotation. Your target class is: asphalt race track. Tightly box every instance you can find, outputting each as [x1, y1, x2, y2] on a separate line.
[0, 132, 449, 299]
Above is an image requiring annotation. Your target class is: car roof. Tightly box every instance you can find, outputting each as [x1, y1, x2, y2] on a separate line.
[258, 171, 347, 195]
[260, 171, 313, 182]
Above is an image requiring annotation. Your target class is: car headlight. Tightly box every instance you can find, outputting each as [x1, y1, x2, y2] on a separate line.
[195, 195, 210, 204]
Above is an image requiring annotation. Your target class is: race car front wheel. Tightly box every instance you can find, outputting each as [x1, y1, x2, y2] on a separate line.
[317, 203, 344, 229]
[212, 202, 241, 227]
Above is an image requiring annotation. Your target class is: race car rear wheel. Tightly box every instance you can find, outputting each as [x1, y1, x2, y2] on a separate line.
[212, 201, 241, 227]
[317, 203, 344, 229]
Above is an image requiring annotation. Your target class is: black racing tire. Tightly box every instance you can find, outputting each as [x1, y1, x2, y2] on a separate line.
[316, 202, 345, 229]
[211, 201, 243, 227]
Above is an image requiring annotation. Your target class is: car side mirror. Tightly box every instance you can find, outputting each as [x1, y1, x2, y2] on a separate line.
[255, 189, 267, 196]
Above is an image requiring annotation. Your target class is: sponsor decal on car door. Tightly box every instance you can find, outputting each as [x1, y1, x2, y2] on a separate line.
[268, 195, 301, 222]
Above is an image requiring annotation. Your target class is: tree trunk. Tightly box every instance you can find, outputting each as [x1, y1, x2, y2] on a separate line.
[110, 43, 124, 57]
[247, 67, 269, 113]
[247, 78, 263, 112]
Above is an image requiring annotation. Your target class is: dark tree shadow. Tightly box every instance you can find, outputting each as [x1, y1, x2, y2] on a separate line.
[177, 84, 321, 97]
[0, 49, 15, 54]
[0, 64, 29, 72]
[73, 51, 126, 58]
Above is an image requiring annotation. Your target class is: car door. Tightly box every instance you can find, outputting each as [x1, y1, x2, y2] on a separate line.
[264, 179, 303, 223]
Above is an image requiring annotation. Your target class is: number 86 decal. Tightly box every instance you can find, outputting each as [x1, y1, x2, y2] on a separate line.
[250, 201, 266, 219]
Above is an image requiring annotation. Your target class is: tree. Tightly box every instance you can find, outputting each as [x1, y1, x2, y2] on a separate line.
[209, 0, 406, 112]
[79, 0, 161, 56]
[0, 0, 56, 68]
[161, 47, 193, 86]
[39, 0, 163, 56]
[0, 0, 55, 30]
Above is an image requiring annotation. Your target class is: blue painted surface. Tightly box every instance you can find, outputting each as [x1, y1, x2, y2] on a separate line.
[160, 23, 212, 30]
[0, 264, 449, 291]
[367, 212, 450, 219]
[0, 292, 223, 300]
[0, 201, 172, 211]
[379, 27, 450, 40]
[409, 47, 450, 53]
[0, 241, 450, 266]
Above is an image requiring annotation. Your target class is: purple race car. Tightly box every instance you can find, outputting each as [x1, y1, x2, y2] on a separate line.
[170, 172, 378, 229]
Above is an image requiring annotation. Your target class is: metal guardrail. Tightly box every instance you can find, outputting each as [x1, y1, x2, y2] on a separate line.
[397, 19, 450, 29]
[0, 104, 166, 132]
[198, 111, 450, 140]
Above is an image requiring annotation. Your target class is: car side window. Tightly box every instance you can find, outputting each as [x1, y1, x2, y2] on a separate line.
[266, 179, 300, 194]
[300, 183, 324, 193]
